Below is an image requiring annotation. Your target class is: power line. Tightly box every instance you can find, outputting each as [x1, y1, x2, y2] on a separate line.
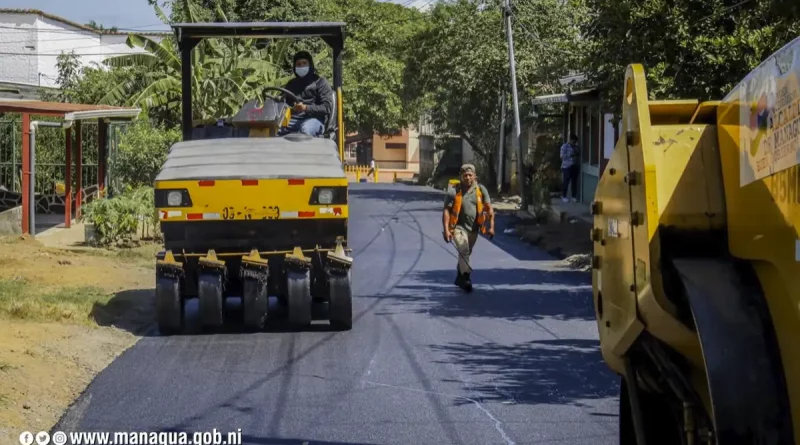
[0, 40, 159, 54]
[0, 50, 150, 56]
[0, 23, 171, 35]
[0, 29, 169, 45]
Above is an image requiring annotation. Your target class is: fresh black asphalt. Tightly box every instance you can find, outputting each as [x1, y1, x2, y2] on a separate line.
[53, 182, 620, 444]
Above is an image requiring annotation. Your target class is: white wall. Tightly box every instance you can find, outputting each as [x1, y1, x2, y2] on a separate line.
[0, 12, 161, 89]
[0, 13, 39, 85]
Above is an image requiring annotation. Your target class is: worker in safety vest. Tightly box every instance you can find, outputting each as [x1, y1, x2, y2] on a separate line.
[442, 164, 495, 291]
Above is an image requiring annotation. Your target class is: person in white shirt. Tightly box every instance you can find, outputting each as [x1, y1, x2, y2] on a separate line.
[368, 159, 376, 178]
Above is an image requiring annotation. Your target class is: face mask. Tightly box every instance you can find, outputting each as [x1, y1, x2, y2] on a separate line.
[295, 66, 309, 77]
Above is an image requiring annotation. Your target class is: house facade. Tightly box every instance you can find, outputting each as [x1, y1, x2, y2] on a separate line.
[415, 115, 476, 184]
[530, 74, 621, 204]
[345, 127, 421, 173]
[0, 8, 166, 96]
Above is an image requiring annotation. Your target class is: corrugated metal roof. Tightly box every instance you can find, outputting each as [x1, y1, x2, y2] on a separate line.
[156, 137, 345, 181]
[0, 100, 138, 116]
[171, 22, 345, 42]
[530, 94, 568, 105]
[530, 88, 599, 106]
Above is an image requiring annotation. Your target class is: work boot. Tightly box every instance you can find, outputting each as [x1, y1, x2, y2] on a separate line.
[462, 273, 473, 292]
[454, 269, 464, 287]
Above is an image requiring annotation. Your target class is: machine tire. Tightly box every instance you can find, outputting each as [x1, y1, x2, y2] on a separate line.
[198, 272, 225, 330]
[328, 270, 352, 331]
[286, 269, 312, 328]
[156, 276, 183, 335]
[619, 375, 684, 445]
[242, 277, 268, 331]
[673, 258, 794, 444]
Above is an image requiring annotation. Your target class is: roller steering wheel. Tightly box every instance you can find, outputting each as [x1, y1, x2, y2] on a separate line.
[262, 86, 301, 105]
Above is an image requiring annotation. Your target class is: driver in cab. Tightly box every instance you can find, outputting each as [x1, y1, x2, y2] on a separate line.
[278, 50, 334, 137]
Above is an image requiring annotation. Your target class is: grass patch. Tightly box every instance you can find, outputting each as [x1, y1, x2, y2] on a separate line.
[114, 243, 160, 261]
[0, 278, 112, 325]
[63, 241, 160, 264]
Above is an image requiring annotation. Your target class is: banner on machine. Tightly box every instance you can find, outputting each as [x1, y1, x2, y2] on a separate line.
[729, 37, 800, 187]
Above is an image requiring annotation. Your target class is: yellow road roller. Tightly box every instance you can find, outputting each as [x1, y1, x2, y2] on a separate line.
[153, 22, 353, 335]
[593, 36, 800, 443]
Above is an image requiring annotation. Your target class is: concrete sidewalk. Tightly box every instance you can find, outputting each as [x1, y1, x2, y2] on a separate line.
[504, 196, 591, 225]
[547, 198, 592, 224]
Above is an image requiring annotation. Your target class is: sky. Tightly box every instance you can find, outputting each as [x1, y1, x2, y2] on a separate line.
[0, 0, 432, 30]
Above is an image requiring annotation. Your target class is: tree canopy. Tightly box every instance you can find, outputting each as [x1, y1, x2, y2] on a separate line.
[47, 0, 800, 192]
[581, 0, 800, 114]
[71, 0, 800, 138]
[403, 0, 586, 185]
[143, 0, 425, 134]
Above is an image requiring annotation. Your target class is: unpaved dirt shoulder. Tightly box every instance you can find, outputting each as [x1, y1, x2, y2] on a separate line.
[0, 323, 138, 443]
[0, 237, 156, 444]
[516, 217, 593, 270]
[493, 197, 593, 271]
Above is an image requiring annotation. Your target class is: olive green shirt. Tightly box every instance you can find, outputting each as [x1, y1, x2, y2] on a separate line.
[444, 182, 491, 232]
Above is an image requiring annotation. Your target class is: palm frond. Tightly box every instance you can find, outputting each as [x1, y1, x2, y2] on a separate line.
[104, 53, 161, 69]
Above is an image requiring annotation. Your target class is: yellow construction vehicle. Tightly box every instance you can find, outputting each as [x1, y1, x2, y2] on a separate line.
[593, 36, 800, 443]
[153, 22, 353, 335]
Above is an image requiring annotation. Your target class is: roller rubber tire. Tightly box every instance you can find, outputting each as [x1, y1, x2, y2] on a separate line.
[286, 269, 312, 328]
[198, 273, 225, 330]
[619, 376, 684, 445]
[328, 270, 352, 331]
[242, 278, 268, 331]
[156, 276, 183, 335]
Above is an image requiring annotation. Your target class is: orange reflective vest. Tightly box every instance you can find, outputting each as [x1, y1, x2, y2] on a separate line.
[448, 183, 487, 234]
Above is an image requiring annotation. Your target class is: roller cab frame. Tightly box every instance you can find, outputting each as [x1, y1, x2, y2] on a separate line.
[154, 22, 354, 336]
[174, 21, 347, 160]
[593, 36, 800, 444]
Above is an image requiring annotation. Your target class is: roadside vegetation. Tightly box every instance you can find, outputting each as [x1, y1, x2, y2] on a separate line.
[1, 0, 792, 321]
[0, 235, 156, 325]
[0, 0, 796, 439]
[0, 235, 154, 440]
[22, 0, 796, 222]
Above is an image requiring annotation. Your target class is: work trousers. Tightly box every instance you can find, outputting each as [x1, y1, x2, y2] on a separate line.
[561, 164, 579, 199]
[279, 117, 324, 137]
[453, 226, 479, 275]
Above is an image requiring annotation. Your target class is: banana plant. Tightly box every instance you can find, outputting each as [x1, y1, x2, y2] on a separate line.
[98, 0, 298, 121]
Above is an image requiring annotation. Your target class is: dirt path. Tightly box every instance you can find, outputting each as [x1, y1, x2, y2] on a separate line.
[492, 195, 593, 271]
[0, 236, 157, 444]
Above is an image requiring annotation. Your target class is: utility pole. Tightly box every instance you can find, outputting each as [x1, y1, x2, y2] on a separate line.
[503, 0, 527, 210]
[496, 85, 506, 195]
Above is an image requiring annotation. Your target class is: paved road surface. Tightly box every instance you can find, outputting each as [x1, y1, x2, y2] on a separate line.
[54, 183, 620, 444]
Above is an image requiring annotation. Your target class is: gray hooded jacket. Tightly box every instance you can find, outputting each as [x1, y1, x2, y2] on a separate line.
[283, 50, 334, 126]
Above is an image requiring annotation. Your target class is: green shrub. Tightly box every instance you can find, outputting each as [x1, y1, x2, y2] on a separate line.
[111, 119, 180, 189]
[80, 186, 158, 247]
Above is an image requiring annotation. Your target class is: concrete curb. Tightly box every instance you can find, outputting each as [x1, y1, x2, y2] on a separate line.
[514, 206, 592, 225]
[547, 204, 593, 225]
